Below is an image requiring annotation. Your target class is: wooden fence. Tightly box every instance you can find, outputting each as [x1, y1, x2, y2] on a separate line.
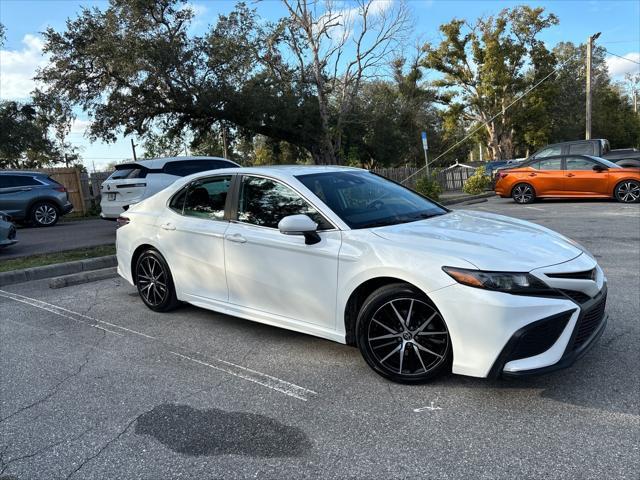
[373, 164, 476, 192]
[35, 167, 90, 215]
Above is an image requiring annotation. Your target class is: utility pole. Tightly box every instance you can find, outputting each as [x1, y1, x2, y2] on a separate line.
[421, 132, 429, 176]
[586, 32, 601, 139]
[130, 138, 138, 161]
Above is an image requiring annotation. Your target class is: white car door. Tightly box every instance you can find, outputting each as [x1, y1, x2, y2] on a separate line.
[224, 175, 341, 329]
[157, 175, 233, 302]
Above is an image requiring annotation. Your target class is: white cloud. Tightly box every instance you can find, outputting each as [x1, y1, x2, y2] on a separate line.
[0, 34, 48, 100]
[606, 52, 640, 78]
[69, 118, 93, 135]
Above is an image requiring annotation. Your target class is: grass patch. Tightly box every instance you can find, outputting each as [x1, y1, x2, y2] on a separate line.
[0, 244, 116, 273]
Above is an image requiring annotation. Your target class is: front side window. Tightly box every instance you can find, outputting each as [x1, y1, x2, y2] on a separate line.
[171, 175, 232, 220]
[566, 157, 596, 171]
[237, 176, 331, 229]
[532, 158, 562, 170]
[296, 171, 447, 229]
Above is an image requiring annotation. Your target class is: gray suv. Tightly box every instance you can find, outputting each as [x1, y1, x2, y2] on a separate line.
[0, 172, 74, 227]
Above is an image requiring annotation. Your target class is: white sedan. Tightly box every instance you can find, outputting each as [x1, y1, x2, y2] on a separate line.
[116, 166, 608, 383]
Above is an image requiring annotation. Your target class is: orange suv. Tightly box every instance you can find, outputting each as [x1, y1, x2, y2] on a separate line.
[494, 155, 640, 204]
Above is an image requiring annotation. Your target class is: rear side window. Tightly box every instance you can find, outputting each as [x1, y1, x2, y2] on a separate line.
[568, 143, 595, 155]
[182, 176, 232, 220]
[108, 165, 148, 180]
[163, 160, 236, 177]
[531, 158, 562, 170]
[0, 175, 42, 187]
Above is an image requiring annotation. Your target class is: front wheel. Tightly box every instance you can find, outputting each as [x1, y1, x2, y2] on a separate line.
[356, 283, 452, 384]
[511, 183, 536, 204]
[614, 180, 640, 203]
[135, 249, 180, 312]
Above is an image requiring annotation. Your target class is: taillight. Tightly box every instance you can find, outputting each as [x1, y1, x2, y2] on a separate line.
[116, 216, 130, 228]
[55, 186, 66, 192]
[498, 172, 509, 179]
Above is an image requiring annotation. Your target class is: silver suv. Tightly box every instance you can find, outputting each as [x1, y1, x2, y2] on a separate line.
[0, 172, 74, 227]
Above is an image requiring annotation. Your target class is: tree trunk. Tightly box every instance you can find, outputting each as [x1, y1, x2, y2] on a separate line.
[310, 143, 336, 165]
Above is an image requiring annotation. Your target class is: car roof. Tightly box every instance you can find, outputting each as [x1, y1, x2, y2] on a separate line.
[116, 156, 240, 169]
[0, 170, 49, 176]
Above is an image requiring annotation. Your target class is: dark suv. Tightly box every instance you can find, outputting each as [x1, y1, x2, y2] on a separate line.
[0, 172, 74, 227]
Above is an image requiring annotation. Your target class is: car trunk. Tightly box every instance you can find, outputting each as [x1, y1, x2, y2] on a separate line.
[101, 163, 150, 205]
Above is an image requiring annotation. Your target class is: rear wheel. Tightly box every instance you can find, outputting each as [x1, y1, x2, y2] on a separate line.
[31, 201, 59, 227]
[135, 249, 180, 312]
[356, 283, 452, 384]
[614, 180, 640, 203]
[511, 183, 536, 204]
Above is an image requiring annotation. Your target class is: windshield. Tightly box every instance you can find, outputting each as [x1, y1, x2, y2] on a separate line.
[296, 171, 447, 229]
[108, 164, 148, 180]
[586, 156, 621, 169]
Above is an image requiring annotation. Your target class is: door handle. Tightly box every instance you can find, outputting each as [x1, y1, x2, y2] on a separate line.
[160, 222, 176, 231]
[225, 233, 247, 244]
[528, 173, 537, 177]
[566, 173, 575, 177]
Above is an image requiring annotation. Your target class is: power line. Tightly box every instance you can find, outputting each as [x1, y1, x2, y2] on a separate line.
[603, 48, 640, 65]
[401, 59, 570, 185]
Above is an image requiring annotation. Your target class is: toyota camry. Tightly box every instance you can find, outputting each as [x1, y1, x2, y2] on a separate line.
[116, 166, 608, 383]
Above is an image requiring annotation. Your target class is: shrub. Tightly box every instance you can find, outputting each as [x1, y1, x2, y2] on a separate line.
[463, 166, 492, 195]
[415, 173, 442, 200]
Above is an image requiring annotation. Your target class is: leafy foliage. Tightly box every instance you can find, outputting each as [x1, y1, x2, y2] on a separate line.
[463, 167, 492, 195]
[415, 173, 442, 200]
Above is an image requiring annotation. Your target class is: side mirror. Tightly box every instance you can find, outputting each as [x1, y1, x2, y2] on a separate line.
[278, 214, 321, 245]
[593, 164, 608, 172]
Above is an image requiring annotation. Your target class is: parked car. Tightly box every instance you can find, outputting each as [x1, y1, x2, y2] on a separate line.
[495, 154, 640, 204]
[100, 156, 240, 220]
[116, 166, 608, 383]
[0, 172, 74, 226]
[0, 211, 17, 248]
[529, 139, 640, 168]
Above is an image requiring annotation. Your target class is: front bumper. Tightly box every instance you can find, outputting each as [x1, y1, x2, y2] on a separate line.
[429, 254, 608, 378]
[489, 284, 608, 378]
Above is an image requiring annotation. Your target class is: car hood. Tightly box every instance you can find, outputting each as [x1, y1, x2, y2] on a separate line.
[371, 210, 583, 271]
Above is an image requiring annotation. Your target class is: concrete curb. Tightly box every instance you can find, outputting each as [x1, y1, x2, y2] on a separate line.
[0, 255, 116, 287]
[440, 191, 495, 206]
[49, 267, 118, 289]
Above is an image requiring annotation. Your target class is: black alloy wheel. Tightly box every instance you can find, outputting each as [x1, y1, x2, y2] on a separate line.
[614, 180, 640, 203]
[511, 183, 536, 204]
[135, 249, 180, 312]
[356, 283, 452, 383]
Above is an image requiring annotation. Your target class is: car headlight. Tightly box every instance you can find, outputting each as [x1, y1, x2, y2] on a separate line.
[442, 266, 550, 293]
[0, 213, 7, 222]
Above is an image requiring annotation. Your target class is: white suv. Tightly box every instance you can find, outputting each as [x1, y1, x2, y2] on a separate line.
[100, 156, 239, 220]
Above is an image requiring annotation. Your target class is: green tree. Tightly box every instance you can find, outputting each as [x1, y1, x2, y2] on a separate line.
[422, 6, 559, 160]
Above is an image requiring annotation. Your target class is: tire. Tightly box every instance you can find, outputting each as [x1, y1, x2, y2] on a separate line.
[511, 183, 536, 204]
[614, 180, 640, 203]
[135, 249, 180, 312]
[30, 201, 59, 227]
[355, 283, 452, 384]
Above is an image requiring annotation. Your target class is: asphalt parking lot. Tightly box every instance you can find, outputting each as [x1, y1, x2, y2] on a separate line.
[1, 197, 638, 479]
[2, 220, 115, 260]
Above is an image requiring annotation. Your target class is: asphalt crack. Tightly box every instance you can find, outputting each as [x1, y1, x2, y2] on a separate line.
[0, 327, 107, 425]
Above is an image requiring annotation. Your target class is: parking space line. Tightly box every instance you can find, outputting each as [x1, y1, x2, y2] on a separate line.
[170, 352, 314, 401]
[0, 289, 318, 402]
[0, 289, 155, 339]
[0, 291, 123, 336]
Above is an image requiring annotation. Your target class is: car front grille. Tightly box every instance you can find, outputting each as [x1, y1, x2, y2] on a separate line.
[573, 293, 607, 349]
[508, 312, 572, 361]
[560, 289, 592, 304]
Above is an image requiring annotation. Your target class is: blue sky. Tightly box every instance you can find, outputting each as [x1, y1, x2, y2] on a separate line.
[1, 0, 639, 170]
